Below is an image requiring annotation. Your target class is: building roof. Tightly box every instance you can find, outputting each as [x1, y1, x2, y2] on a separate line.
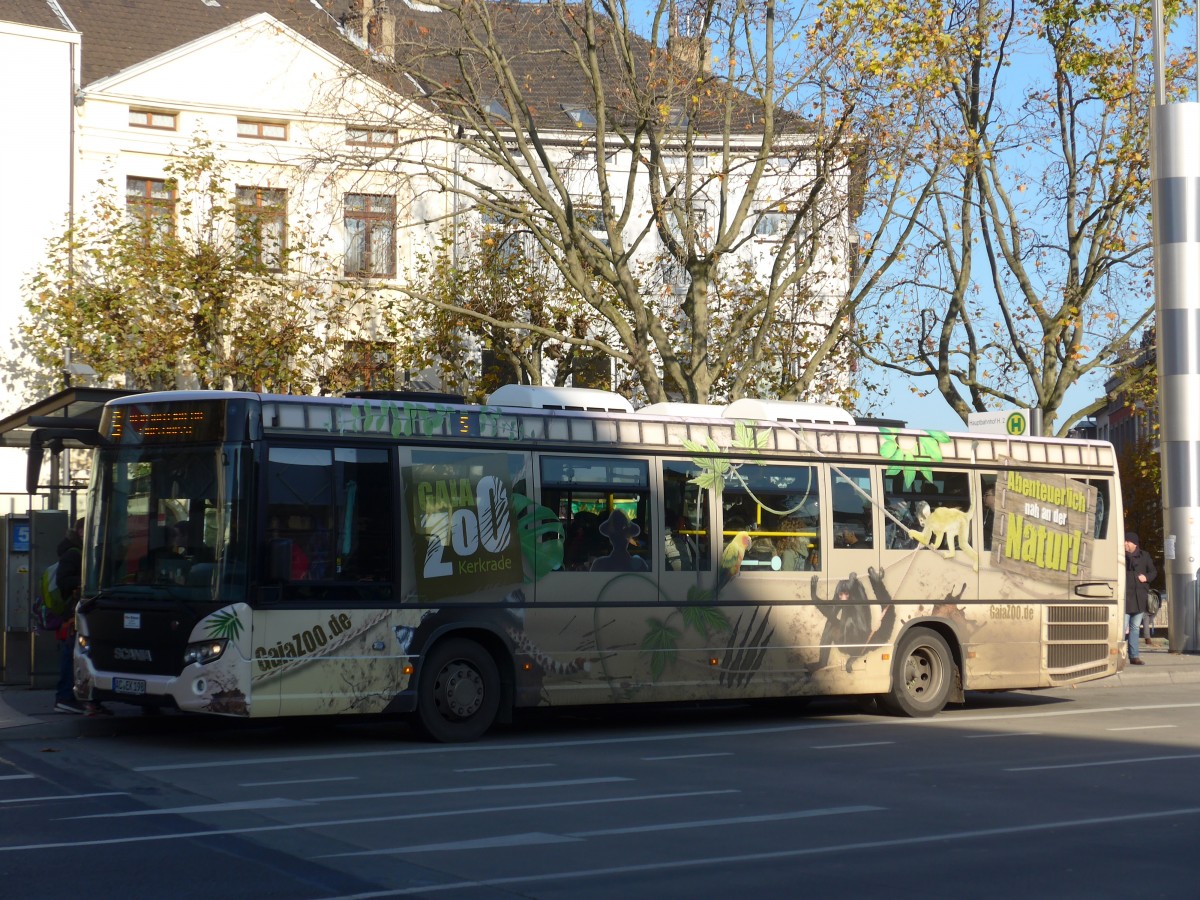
[2, 0, 788, 137]
[1, 0, 72, 31]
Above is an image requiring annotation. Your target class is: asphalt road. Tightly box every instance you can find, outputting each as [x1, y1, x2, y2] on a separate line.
[3, 648, 1200, 899]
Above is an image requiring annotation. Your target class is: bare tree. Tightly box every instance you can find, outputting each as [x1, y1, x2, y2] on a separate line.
[303, 0, 943, 404]
[861, 0, 1191, 434]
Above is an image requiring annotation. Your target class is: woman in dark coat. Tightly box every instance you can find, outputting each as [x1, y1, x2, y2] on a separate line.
[1124, 531, 1158, 665]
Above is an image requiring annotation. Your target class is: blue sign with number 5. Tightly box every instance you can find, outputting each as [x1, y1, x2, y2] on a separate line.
[11, 521, 31, 553]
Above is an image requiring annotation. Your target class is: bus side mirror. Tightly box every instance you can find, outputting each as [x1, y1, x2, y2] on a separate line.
[267, 539, 293, 583]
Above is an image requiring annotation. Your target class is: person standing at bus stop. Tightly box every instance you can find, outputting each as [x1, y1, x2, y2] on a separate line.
[53, 518, 111, 716]
[1124, 531, 1157, 666]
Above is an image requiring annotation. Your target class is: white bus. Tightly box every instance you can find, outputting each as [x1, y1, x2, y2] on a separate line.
[66, 387, 1125, 740]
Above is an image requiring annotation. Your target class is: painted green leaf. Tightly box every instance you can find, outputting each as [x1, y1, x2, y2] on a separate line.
[641, 618, 682, 681]
[917, 435, 944, 462]
[680, 603, 731, 640]
[902, 467, 917, 490]
[880, 438, 899, 459]
[204, 608, 243, 641]
[928, 431, 950, 443]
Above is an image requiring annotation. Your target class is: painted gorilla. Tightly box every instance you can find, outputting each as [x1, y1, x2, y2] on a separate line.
[810, 568, 896, 673]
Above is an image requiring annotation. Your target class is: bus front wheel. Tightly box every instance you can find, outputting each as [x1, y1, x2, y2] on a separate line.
[415, 638, 501, 742]
[879, 628, 953, 718]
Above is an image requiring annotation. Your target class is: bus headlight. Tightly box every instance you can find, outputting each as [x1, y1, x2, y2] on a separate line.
[183, 640, 227, 666]
[76, 633, 90, 656]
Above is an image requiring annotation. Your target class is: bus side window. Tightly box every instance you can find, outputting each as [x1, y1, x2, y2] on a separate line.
[883, 474, 919, 550]
[832, 468, 873, 549]
[266, 446, 393, 585]
[1087, 479, 1110, 539]
[981, 474, 998, 551]
[540, 456, 652, 573]
[663, 460, 710, 572]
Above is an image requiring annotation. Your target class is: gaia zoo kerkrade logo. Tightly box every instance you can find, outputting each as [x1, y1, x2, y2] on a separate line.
[406, 456, 524, 598]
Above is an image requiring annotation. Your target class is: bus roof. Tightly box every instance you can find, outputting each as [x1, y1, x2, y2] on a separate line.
[101, 388, 1117, 473]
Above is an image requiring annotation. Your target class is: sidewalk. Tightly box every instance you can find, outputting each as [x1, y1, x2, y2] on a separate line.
[1071, 639, 1200, 689]
[4, 643, 1199, 733]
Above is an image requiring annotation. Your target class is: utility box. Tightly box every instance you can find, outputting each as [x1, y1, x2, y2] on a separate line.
[1, 515, 33, 684]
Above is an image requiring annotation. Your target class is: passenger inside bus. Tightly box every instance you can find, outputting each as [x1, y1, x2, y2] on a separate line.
[774, 515, 817, 570]
[267, 515, 310, 580]
[137, 520, 213, 584]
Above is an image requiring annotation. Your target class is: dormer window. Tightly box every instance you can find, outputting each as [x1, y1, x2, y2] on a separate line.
[486, 100, 511, 123]
[562, 105, 596, 128]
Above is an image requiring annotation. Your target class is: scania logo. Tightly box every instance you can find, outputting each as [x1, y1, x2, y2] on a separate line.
[113, 647, 152, 662]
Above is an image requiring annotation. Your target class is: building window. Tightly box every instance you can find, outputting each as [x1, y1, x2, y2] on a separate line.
[754, 210, 788, 238]
[336, 340, 397, 391]
[237, 119, 288, 140]
[126, 176, 175, 237]
[235, 187, 287, 270]
[129, 109, 177, 130]
[663, 198, 708, 247]
[562, 105, 596, 128]
[577, 204, 608, 246]
[344, 193, 396, 277]
[347, 126, 398, 146]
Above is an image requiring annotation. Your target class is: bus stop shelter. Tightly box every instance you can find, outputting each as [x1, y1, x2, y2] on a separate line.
[0, 388, 138, 685]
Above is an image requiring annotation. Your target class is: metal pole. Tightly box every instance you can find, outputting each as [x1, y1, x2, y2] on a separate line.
[1149, 0, 1200, 653]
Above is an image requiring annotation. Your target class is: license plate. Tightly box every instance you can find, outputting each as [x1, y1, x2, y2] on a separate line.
[113, 678, 146, 696]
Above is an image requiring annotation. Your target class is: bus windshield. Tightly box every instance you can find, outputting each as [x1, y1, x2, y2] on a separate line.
[85, 443, 250, 601]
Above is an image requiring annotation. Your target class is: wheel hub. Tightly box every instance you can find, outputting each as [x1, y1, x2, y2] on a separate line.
[440, 662, 484, 718]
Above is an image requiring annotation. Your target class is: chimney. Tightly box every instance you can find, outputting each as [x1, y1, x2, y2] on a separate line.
[355, 0, 374, 44]
[377, 0, 396, 58]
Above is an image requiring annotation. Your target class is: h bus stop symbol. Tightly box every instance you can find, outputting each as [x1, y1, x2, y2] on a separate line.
[1005, 412, 1028, 436]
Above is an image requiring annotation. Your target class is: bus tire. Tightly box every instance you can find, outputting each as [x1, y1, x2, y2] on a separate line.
[879, 627, 953, 718]
[415, 638, 501, 743]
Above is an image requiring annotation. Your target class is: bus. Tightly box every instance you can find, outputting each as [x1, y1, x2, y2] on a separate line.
[65, 386, 1126, 741]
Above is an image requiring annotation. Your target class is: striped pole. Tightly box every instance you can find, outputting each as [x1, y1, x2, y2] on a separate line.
[1150, 88, 1200, 651]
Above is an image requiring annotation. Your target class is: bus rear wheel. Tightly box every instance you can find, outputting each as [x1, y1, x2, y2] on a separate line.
[879, 628, 953, 718]
[415, 638, 501, 742]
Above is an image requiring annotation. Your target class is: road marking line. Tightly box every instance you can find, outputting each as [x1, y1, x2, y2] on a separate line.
[0, 775, 35, 781]
[324, 832, 581, 856]
[641, 752, 733, 761]
[811, 742, 894, 749]
[320, 805, 883, 858]
[1106, 725, 1177, 732]
[1, 791, 127, 806]
[1007, 752, 1200, 771]
[302, 776, 629, 804]
[453, 763, 556, 773]
[64, 798, 314, 819]
[964, 733, 1042, 739]
[130, 702, 1200, 773]
[240, 776, 359, 787]
[0, 789, 739, 853]
[131, 722, 877, 771]
[314, 807, 1200, 898]
[568, 805, 883, 838]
